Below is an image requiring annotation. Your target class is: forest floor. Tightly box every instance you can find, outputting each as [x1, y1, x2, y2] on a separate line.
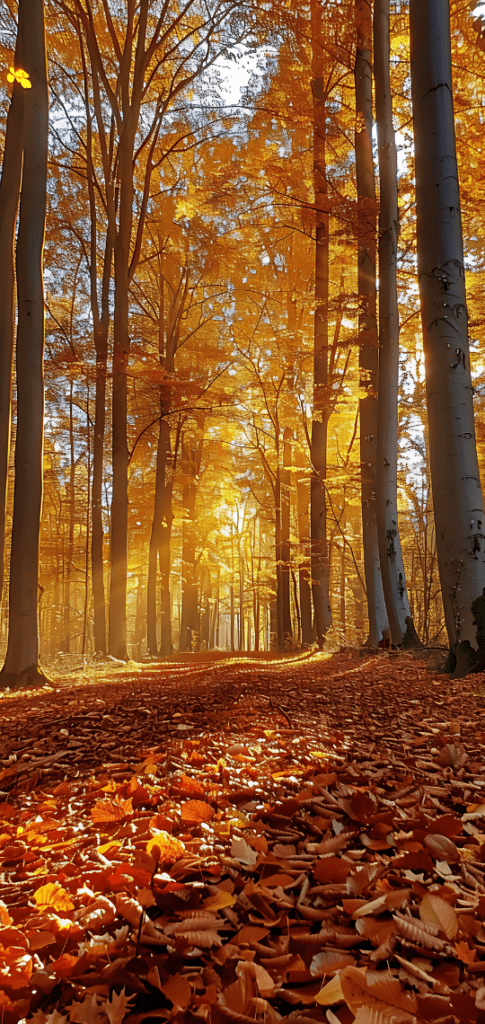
[1, 648, 485, 1023]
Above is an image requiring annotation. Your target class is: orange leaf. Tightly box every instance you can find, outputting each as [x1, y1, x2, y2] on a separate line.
[172, 773, 205, 798]
[0, 928, 28, 951]
[49, 953, 78, 978]
[161, 972, 192, 1008]
[0, 945, 32, 990]
[0, 901, 13, 927]
[91, 797, 133, 823]
[454, 940, 477, 965]
[33, 882, 74, 913]
[146, 831, 185, 864]
[180, 800, 214, 824]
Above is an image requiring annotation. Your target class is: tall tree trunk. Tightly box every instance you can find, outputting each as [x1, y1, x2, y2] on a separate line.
[239, 537, 245, 650]
[147, 417, 171, 656]
[62, 378, 75, 652]
[109, 132, 133, 660]
[355, 0, 388, 646]
[179, 442, 199, 652]
[0, 28, 24, 615]
[310, 0, 332, 646]
[275, 470, 285, 651]
[92, 341, 108, 653]
[78, 25, 115, 657]
[295, 447, 313, 646]
[147, 256, 185, 657]
[410, 0, 485, 675]
[0, 0, 49, 688]
[281, 429, 293, 641]
[374, 0, 414, 645]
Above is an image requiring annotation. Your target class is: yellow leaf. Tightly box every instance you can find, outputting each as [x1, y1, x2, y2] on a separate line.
[33, 882, 74, 913]
[97, 840, 122, 857]
[315, 973, 345, 1005]
[146, 831, 185, 865]
[203, 890, 237, 910]
[7, 66, 32, 88]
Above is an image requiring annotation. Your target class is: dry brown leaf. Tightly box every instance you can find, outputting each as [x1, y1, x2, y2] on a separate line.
[180, 799, 215, 824]
[340, 966, 418, 1018]
[424, 833, 460, 863]
[419, 893, 458, 940]
[310, 949, 356, 977]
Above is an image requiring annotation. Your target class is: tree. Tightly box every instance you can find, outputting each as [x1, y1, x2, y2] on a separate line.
[0, 18, 24, 616]
[374, 0, 414, 646]
[310, 0, 332, 646]
[410, 0, 485, 675]
[354, 0, 388, 646]
[0, 0, 49, 688]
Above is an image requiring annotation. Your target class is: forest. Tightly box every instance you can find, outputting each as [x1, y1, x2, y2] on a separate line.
[6, 1, 485, 1021]
[2, 0, 485, 687]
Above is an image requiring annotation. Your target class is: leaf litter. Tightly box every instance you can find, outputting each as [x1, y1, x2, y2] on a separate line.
[0, 649, 485, 1022]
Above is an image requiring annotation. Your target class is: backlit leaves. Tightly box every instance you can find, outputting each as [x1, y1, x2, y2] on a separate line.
[33, 883, 74, 913]
[6, 66, 31, 88]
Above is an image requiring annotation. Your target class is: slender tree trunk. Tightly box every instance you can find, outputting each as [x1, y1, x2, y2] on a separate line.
[62, 379, 75, 652]
[355, 0, 388, 646]
[109, 134, 133, 660]
[147, 417, 171, 656]
[239, 538, 245, 651]
[179, 442, 199, 652]
[281, 429, 293, 640]
[230, 582, 235, 651]
[0, 29, 24, 613]
[0, 0, 49, 688]
[275, 471, 285, 651]
[410, 0, 485, 675]
[295, 447, 313, 646]
[374, 0, 414, 645]
[81, 51, 112, 658]
[92, 342, 108, 653]
[147, 257, 183, 658]
[82, 386, 91, 657]
[310, 0, 332, 646]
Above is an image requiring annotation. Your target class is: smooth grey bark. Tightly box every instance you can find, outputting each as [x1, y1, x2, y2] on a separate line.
[179, 433, 203, 652]
[410, 0, 485, 671]
[295, 447, 313, 646]
[374, 0, 413, 644]
[80, 46, 113, 657]
[147, 258, 187, 657]
[281, 428, 293, 641]
[354, 0, 388, 645]
[147, 417, 172, 656]
[310, 0, 332, 647]
[0, 0, 49, 688]
[0, 27, 24, 613]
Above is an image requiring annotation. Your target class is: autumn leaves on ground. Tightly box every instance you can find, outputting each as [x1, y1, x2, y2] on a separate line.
[1, 650, 485, 1024]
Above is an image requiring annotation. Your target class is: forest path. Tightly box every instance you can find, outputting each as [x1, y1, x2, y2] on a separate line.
[1, 650, 485, 1021]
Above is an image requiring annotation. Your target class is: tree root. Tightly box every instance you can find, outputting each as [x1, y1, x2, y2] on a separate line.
[0, 664, 52, 690]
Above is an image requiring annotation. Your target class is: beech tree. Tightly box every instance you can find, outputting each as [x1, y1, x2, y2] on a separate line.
[354, 0, 388, 646]
[0, 17, 23, 613]
[410, 0, 485, 675]
[374, 0, 414, 646]
[0, 0, 49, 688]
